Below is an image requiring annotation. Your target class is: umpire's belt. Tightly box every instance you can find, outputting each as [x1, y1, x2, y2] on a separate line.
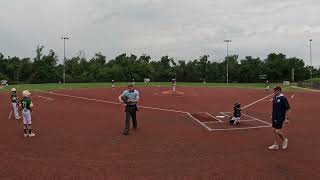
[125, 104, 137, 111]
[126, 104, 137, 107]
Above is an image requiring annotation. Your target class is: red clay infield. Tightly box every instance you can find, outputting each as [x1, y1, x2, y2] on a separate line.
[1, 86, 320, 179]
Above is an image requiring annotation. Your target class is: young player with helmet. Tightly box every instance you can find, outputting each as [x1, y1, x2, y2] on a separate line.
[112, 80, 115, 88]
[10, 88, 21, 120]
[172, 78, 176, 92]
[20, 90, 36, 137]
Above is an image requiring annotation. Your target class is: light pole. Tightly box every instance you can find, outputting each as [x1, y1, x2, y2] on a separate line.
[224, 40, 232, 84]
[61, 37, 69, 84]
[309, 39, 313, 79]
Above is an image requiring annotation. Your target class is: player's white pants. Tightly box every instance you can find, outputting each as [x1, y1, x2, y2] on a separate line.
[266, 86, 270, 91]
[231, 117, 240, 125]
[22, 110, 32, 125]
[12, 103, 20, 119]
[173, 86, 176, 92]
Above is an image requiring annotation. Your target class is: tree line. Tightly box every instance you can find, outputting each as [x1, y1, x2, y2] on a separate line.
[0, 46, 318, 84]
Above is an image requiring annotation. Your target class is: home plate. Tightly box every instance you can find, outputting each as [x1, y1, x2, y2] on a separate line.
[216, 116, 225, 118]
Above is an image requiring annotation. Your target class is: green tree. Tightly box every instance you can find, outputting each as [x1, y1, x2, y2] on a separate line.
[238, 56, 263, 82]
[32, 46, 59, 83]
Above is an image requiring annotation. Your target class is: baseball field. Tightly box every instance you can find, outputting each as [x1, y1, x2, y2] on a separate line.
[1, 83, 320, 179]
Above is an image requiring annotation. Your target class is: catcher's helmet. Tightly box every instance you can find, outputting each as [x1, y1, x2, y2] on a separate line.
[234, 102, 241, 108]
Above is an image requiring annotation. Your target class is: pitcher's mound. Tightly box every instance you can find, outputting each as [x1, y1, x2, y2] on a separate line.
[160, 90, 184, 95]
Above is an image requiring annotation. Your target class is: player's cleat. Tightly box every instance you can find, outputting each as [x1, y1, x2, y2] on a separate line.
[282, 138, 288, 149]
[28, 133, 36, 137]
[123, 130, 129, 135]
[268, 144, 279, 150]
[24, 133, 28, 138]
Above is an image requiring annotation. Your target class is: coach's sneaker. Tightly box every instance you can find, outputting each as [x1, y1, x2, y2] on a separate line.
[268, 144, 279, 150]
[28, 133, 36, 137]
[282, 138, 288, 149]
[24, 133, 28, 138]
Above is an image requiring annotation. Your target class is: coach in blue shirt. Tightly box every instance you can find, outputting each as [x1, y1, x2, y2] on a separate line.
[268, 86, 290, 150]
[118, 83, 140, 135]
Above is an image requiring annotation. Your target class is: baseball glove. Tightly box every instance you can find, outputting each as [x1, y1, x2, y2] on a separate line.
[121, 95, 129, 103]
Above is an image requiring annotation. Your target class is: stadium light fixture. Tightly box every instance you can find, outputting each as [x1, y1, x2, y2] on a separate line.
[309, 39, 313, 79]
[224, 40, 232, 84]
[61, 37, 70, 84]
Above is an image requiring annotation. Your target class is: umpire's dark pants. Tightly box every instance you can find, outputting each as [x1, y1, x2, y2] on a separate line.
[124, 105, 137, 133]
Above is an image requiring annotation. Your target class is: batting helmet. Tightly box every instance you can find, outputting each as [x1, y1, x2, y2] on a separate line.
[22, 90, 31, 97]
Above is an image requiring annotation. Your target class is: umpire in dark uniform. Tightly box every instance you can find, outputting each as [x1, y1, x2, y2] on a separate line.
[268, 86, 290, 150]
[118, 83, 140, 135]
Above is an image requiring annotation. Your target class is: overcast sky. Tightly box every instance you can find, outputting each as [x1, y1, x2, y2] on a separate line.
[1, 0, 319, 66]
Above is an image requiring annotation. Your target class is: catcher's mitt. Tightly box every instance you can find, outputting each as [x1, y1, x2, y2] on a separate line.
[121, 95, 129, 103]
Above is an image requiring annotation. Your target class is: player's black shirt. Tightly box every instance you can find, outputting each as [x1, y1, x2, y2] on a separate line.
[233, 107, 241, 117]
[272, 94, 290, 122]
[11, 93, 18, 103]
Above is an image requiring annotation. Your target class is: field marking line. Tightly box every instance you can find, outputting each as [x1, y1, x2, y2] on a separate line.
[242, 93, 274, 110]
[203, 121, 222, 124]
[239, 119, 256, 122]
[204, 119, 257, 124]
[209, 125, 271, 131]
[48, 91, 188, 114]
[204, 112, 223, 122]
[220, 111, 271, 125]
[197, 112, 224, 122]
[37, 95, 54, 101]
[241, 113, 256, 118]
[47, 91, 272, 131]
[186, 113, 212, 131]
[220, 112, 231, 117]
[49, 92, 215, 130]
[241, 112, 272, 126]
[262, 99, 273, 102]
[138, 105, 187, 114]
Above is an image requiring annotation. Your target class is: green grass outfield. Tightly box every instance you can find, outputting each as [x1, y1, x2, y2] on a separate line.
[0, 82, 298, 93]
[304, 78, 320, 83]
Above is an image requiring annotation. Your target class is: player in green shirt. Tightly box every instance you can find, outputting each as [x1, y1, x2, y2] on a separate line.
[20, 90, 35, 137]
[10, 88, 21, 120]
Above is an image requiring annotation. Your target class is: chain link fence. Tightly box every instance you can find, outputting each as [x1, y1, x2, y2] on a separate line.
[297, 82, 320, 90]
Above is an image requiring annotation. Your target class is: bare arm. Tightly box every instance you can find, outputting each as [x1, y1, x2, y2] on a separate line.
[118, 95, 124, 103]
[285, 97, 291, 122]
